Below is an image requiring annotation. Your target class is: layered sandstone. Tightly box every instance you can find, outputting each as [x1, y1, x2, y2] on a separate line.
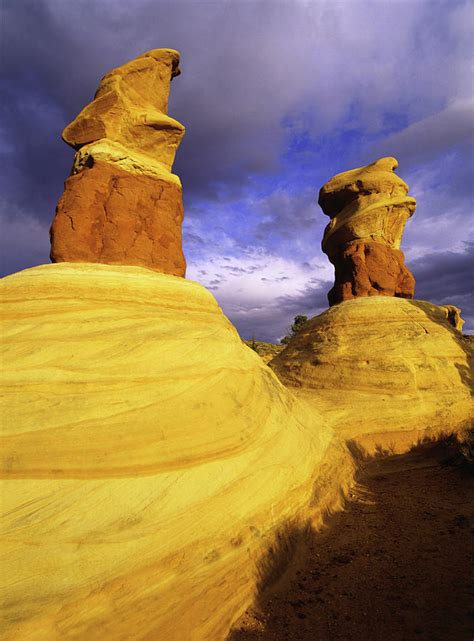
[50, 49, 186, 275]
[270, 296, 473, 445]
[0, 263, 332, 641]
[319, 157, 416, 305]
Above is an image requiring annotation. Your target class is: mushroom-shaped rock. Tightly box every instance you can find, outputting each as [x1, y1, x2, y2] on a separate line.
[50, 49, 186, 276]
[319, 157, 416, 305]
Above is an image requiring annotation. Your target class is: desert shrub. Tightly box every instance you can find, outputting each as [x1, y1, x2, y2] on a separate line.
[280, 314, 308, 345]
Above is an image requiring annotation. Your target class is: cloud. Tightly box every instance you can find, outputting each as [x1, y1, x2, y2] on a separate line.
[253, 188, 322, 240]
[187, 247, 333, 342]
[3, 0, 473, 213]
[399, 156, 474, 263]
[0, 207, 51, 277]
[411, 243, 474, 332]
[369, 99, 474, 168]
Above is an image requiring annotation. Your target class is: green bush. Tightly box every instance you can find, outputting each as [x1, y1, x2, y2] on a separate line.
[280, 315, 308, 345]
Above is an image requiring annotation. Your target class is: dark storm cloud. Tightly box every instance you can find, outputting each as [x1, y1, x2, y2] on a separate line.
[276, 278, 332, 314]
[3, 0, 471, 226]
[0, 209, 50, 276]
[411, 243, 474, 331]
[0, 0, 301, 219]
[254, 189, 321, 240]
[368, 99, 474, 171]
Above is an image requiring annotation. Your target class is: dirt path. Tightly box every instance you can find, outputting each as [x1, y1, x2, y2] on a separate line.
[228, 438, 474, 641]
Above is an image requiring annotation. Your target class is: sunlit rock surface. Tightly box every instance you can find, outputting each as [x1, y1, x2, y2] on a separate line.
[440, 304, 465, 331]
[50, 49, 186, 276]
[319, 157, 416, 305]
[270, 296, 473, 447]
[0, 263, 332, 641]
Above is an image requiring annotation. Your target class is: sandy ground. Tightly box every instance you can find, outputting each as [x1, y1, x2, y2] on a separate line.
[228, 437, 474, 641]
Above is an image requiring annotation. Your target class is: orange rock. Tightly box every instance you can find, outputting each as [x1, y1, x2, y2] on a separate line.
[50, 49, 186, 275]
[319, 157, 416, 305]
[327, 241, 415, 306]
[50, 160, 186, 276]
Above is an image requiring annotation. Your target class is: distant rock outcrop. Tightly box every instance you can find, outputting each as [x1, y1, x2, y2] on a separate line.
[319, 157, 415, 305]
[50, 49, 186, 276]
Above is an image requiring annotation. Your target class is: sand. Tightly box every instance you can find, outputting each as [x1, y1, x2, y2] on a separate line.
[228, 436, 474, 641]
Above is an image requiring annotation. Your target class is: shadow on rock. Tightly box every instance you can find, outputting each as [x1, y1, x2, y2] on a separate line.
[407, 299, 473, 394]
[227, 434, 474, 641]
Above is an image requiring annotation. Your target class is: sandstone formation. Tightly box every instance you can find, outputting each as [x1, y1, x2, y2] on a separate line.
[270, 296, 473, 446]
[0, 263, 333, 641]
[50, 49, 186, 276]
[319, 157, 416, 305]
[441, 304, 465, 331]
[2, 270, 471, 641]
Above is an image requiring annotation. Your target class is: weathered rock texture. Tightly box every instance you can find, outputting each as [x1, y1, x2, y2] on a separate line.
[319, 157, 416, 305]
[441, 304, 465, 331]
[0, 263, 332, 641]
[2, 265, 471, 641]
[270, 297, 473, 442]
[50, 49, 186, 275]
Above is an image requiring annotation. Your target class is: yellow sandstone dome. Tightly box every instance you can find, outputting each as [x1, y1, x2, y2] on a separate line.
[0, 263, 332, 641]
[270, 296, 473, 451]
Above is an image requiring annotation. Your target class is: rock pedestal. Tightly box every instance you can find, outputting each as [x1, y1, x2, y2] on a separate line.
[319, 157, 415, 305]
[50, 49, 186, 276]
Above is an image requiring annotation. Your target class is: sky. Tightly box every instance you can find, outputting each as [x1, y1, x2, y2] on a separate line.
[1, 0, 473, 341]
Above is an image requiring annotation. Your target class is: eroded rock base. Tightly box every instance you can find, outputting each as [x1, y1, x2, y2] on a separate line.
[328, 241, 414, 305]
[50, 160, 186, 276]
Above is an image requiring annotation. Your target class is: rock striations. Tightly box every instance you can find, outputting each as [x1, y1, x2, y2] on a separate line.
[0, 263, 332, 641]
[50, 49, 186, 276]
[270, 296, 473, 443]
[319, 157, 416, 306]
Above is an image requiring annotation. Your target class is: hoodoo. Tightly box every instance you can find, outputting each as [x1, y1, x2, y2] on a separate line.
[50, 49, 186, 276]
[270, 156, 472, 441]
[319, 156, 416, 305]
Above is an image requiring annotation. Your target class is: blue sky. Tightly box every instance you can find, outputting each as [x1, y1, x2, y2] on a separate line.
[1, 0, 473, 341]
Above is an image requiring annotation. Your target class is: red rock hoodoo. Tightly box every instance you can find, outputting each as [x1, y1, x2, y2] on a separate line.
[319, 157, 416, 305]
[50, 49, 186, 276]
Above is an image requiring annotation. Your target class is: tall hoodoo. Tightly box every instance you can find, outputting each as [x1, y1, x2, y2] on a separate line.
[319, 156, 415, 305]
[50, 49, 186, 276]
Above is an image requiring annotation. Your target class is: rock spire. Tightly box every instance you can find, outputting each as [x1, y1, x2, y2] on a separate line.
[319, 157, 415, 305]
[50, 49, 186, 276]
